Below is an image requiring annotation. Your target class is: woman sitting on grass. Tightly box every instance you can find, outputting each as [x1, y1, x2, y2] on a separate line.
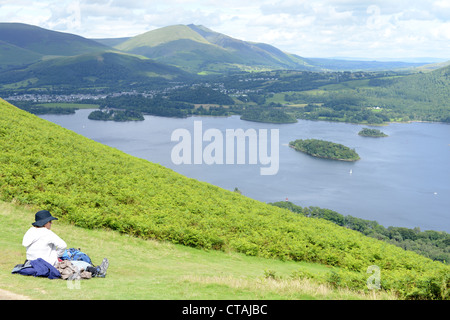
[18, 210, 109, 279]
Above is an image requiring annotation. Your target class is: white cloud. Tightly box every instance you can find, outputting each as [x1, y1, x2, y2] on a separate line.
[0, 0, 448, 60]
[45, 0, 82, 31]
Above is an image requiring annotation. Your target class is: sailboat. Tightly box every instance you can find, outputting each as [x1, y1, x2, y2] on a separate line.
[349, 169, 353, 175]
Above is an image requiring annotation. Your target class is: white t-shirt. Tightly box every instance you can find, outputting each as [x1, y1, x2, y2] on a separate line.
[22, 227, 67, 266]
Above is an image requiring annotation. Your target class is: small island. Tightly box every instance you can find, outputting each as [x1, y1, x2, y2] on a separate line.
[358, 128, 388, 137]
[289, 139, 360, 161]
[88, 109, 144, 122]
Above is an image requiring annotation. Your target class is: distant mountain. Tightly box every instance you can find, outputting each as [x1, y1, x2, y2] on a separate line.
[186, 24, 314, 70]
[0, 23, 192, 91]
[0, 23, 109, 56]
[0, 22, 111, 71]
[115, 24, 317, 73]
[0, 51, 191, 91]
[0, 22, 442, 93]
[305, 58, 427, 71]
[415, 59, 450, 72]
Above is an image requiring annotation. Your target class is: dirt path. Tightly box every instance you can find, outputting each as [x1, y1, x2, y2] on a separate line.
[0, 288, 31, 300]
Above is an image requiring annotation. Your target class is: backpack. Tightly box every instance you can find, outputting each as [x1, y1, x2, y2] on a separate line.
[61, 248, 92, 264]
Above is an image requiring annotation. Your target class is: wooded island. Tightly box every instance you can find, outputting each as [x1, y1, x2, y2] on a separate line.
[289, 138, 360, 161]
[358, 128, 388, 137]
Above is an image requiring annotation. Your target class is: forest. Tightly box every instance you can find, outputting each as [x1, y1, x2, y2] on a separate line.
[240, 105, 297, 123]
[289, 139, 360, 161]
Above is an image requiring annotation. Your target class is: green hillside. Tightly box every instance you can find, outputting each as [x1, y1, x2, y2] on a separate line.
[0, 40, 42, 70]
[91, 37, 131, 48]
[0, 23, 109, 57]
[187, 24, 314, 70]
[1, 200, 397, 300]
[115, 24, 317, 73]
[124, 38, 239, 74]
[0, 51, 190, 91]
[116, 25, 211, 51]
[0, 99, 449, 299]
[345, 65, 450, 122]
[115, 25, 250, 73]
[416, 59, 450, 72]
[0, 23, 315, 76]
[267, 64, 450, 123]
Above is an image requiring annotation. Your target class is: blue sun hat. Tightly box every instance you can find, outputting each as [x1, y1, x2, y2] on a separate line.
[32, 210, 58, 227]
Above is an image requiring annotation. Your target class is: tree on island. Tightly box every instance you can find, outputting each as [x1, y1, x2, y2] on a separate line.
[358, 128, 388, 137]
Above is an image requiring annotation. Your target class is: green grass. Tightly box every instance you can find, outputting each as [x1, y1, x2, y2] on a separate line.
[116, 25, 210, 52]
[0, 201, 395, 300]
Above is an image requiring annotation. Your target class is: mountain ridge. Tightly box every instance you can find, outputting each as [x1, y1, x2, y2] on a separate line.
[114, 24, 315, 73]
[1, 22, 435, 75]
[0, 22, 109, 56]
[116, 24, 211, 51]
[0, 22, 447, 93]
[0, 50, 191, 91]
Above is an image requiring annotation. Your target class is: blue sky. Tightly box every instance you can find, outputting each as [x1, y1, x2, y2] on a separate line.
[1, 0, 449, 61]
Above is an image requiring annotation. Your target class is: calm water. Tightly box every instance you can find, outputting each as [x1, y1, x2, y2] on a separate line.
[40, 109, 450, 232]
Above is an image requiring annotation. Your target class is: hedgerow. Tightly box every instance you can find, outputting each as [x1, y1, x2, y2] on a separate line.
[0, 98, 448, 299]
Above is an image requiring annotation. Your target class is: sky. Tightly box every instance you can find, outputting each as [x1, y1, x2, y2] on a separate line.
[1, 0, 449, 61]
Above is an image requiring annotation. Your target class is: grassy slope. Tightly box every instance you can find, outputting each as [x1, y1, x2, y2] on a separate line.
[115, 25, 313, 73]
[116, 25, 211, 52]
[0, 200, 394, 300]
[0, 41, 42, 70]
[0, 98, 448, 299]
[115, 25, 245, 73]
[186, 24, 310, 69]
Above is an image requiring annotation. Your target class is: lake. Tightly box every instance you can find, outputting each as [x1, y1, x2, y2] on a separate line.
[40, 109, 450, 232]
